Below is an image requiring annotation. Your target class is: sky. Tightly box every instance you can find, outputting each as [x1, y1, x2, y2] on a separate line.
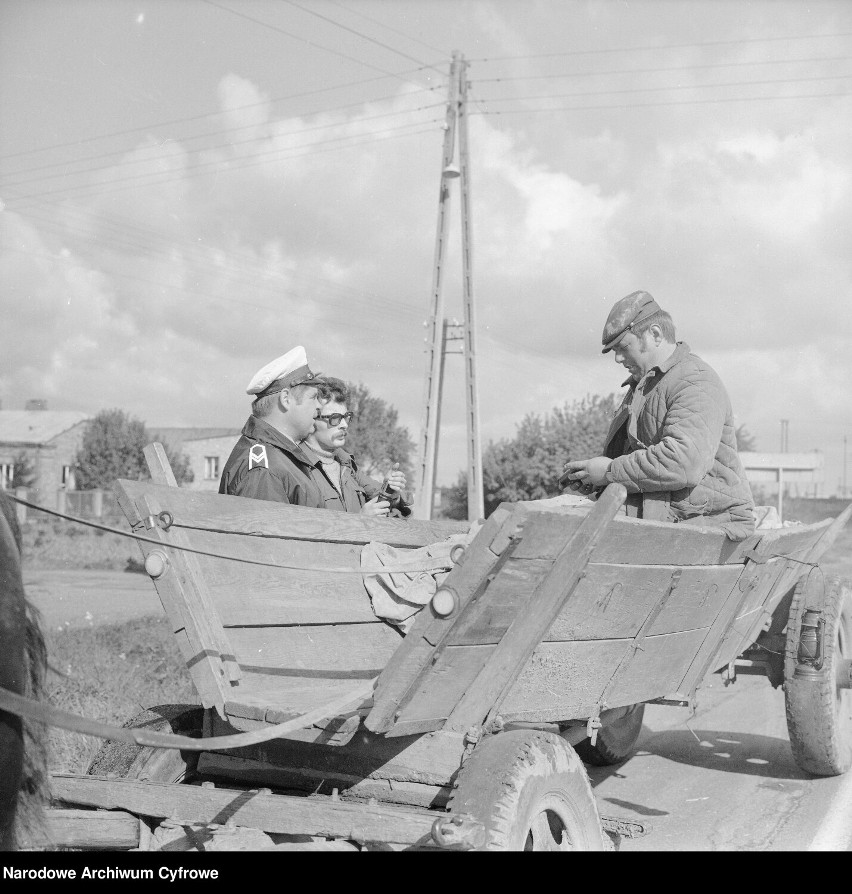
[1, 0, 851, 497]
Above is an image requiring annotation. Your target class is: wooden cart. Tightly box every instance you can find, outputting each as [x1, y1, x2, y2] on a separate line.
[46, 445, 852, 851]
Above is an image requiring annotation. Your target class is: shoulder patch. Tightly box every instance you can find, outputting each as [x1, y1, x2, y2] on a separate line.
[248, 444, 269, 470]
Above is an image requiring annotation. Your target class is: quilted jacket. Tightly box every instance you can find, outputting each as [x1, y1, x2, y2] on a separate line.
[603, 342, 755, 540]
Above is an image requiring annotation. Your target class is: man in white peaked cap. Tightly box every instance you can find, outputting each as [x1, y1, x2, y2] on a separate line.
[219, 346, 329, 505]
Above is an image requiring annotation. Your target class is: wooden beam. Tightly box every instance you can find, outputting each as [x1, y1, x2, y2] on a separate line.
[51, 775, 442, 847]
[24, 808, 143, 850]
[444, 483, 626, 733]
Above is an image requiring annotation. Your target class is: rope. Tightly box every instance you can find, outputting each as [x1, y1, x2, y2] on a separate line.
[5, 494, 457, 576]
[0, 678, 376, 751]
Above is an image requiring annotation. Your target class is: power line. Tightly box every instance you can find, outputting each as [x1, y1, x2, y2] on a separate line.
[472, 90, 852, 116]
[2, 243, 424, 334]
[474, 54, 852, 84]
[328, 0, 446, 57]
[469, 31, 852, 63]
[1, 97, 444, 188]
[472, 72, 852, 105]
[16, 204, 426, 317]
[3, 118, 442, 208]
[282, 0, 444, 76]
[198, 0, 432, 90]
[0, 67, 442, 164]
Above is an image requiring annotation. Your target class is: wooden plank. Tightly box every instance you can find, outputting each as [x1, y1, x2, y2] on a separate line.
[52, 774, 439, 847]
[138, 491, 236, 713]
[392, 628, 708, 731]
[500, 629, 709, 721]
[145, 442, 179, 487]
[365, 505, 520, 734]
[117, 479, 467, 547]
[172, 530, 377, 626]
[512, 509, 766, 565]
[448, 560, 742, 645]
[197, 753, 452, 809]
[442, 484, 627, 733]
[675, 556, 786, 694]
[224, 670, 374, 725]
[226, 623, 400, 676]
[24, 808, 142, 850]
[760, 518, 833, 558]
[205, 722, 467, 788]
[706, 560, 790, 673]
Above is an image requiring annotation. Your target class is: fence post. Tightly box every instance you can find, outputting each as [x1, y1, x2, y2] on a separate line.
[14, 487, 27, 524]
[92, 489, 104, 519]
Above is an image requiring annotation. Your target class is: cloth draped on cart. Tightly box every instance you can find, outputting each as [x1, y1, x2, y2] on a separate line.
[360, 520, 483, 634]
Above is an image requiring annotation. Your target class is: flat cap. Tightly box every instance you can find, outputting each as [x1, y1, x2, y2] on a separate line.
[601, 290, 662, 353]
[246, 346, 322, 397]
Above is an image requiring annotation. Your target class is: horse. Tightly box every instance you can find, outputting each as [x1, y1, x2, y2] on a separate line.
[0, 491, 48, 851]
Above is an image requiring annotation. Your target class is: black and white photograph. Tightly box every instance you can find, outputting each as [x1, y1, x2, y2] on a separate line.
[1, 0, 851, 856]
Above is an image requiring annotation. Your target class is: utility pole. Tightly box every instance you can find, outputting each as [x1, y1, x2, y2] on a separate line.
[415, 51, 483, 520]
[844, 434, 848, 498]
[457, 59, 484, 521]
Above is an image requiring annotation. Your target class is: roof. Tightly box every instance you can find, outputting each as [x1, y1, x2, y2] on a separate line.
[150, 427, 242, 449]
[0, 411, 91, 445]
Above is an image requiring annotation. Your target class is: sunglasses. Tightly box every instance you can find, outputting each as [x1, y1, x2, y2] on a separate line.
[316, 412, 355, 426]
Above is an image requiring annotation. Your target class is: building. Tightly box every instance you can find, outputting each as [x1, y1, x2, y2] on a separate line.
[0, 402, 91, 505]
[149, 428, 241, 491]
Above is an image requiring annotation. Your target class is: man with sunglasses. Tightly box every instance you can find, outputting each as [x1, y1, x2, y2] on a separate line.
[561, 291, 754, 540]
[301, 377, 412, 518]
[219, 346, 329, 506]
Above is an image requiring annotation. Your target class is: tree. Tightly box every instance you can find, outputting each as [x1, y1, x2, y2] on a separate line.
[342, 382, 415, 479]
[442, 393, 621, 519]
[735, 424, 757, 453]
[75, 409, 193, 490]
[10, 451, 36, 489]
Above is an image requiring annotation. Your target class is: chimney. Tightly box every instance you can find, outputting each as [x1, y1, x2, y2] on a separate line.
[25, 399, 48, 411]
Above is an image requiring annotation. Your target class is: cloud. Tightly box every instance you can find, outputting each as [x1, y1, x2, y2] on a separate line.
[2, 57, 851, 492]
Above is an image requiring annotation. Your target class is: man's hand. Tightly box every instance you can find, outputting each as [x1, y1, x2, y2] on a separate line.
[562, 456, 613, 489]
[362, 496, 391, 517]
[385, 470, 406, 493]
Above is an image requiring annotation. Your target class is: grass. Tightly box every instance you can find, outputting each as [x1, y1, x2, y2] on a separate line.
[44, 616, 195, 774]
[22, 516, 139, 571]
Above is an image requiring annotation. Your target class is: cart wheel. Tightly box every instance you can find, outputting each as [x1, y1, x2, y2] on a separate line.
[785, 575, 852, 777]
[575, 703, 646, 767]
[87, 704, 204, 784]
[447, 730, 606, 851]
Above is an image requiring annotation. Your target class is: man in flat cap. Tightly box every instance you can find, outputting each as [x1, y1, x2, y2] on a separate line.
[219, 346, 328, 505]
[562, 291, 755, 540]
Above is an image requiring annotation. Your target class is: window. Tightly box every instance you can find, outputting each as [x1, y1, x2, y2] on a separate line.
[61, 465, 75, 489]
[0, 463, 11, 490]
[204, 456, 220, 480]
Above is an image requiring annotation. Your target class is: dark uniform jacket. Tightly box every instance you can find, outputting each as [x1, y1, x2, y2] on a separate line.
[603, 341, 755, 540]
[218, 416, 325, 506]
[300, 443, 412, 517]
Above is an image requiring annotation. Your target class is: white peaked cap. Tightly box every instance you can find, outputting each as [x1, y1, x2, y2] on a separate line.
[245, 346, 322, 396]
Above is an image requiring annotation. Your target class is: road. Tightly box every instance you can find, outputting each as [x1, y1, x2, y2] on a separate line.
[591, 676, 852, 851]
[24, 568, 162, 630]
[23, 568, 852, 851]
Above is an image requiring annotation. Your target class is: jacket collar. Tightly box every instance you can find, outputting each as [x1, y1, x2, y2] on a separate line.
[242, 415, 312, 463]
[298, 441, 358, 471]
[632, 340, 690, 386]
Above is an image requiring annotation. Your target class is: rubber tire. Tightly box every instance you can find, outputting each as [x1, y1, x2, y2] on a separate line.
[86, 704, 205, 784]
[575, 704, 646, 767]
[447, 730, 606, 851]
[785, 575, 852, 777]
